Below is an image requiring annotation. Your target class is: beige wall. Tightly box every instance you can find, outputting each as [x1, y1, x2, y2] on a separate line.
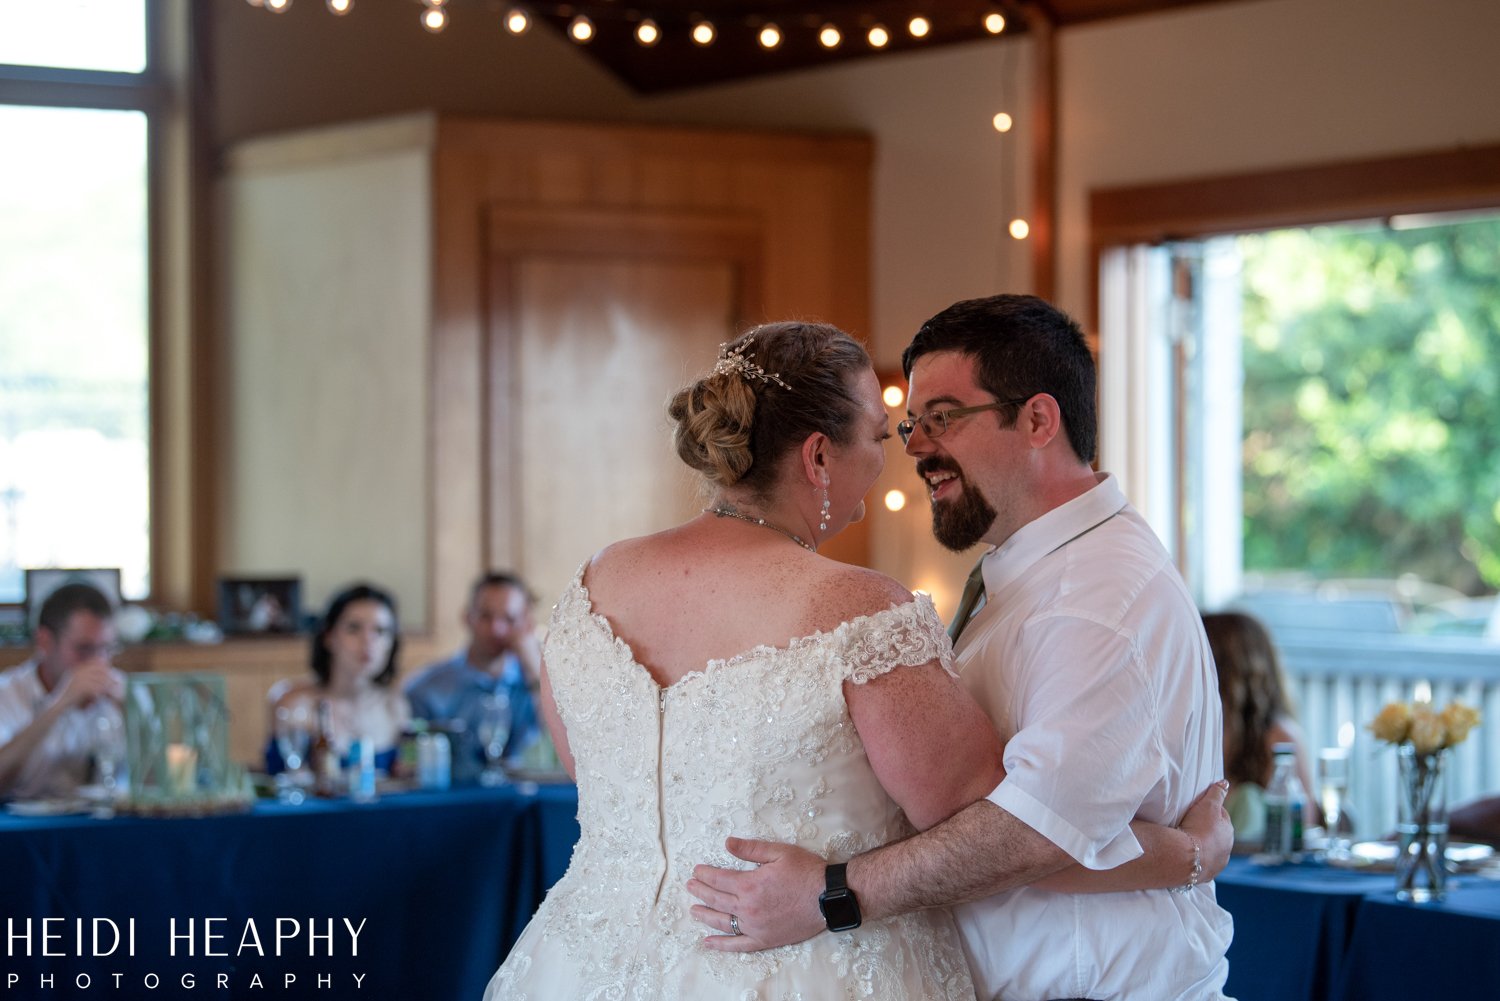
[209, 0, 1500, 618]
[219, 137, 431, 627]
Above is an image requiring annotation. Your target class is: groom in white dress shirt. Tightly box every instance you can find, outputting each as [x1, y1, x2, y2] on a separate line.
[690, 295, 1233, 1001]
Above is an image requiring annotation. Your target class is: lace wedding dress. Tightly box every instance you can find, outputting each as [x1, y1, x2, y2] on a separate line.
[484, 566, 978, 1001]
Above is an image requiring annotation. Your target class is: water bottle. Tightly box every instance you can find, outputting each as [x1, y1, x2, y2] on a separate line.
[348, 736, 377, 803]
[1263, 743, 1306, 862]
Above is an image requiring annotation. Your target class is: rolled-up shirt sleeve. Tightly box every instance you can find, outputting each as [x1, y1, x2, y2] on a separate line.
[986, 612, 1165, 870]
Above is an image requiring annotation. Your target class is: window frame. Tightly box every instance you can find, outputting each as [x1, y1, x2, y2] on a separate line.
[0, 0, 206, 614]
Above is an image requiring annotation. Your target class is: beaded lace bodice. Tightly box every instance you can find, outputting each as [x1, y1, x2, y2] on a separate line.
[485, 565, 978, 1001]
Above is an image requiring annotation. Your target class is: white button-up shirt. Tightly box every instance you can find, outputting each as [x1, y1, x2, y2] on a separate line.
[951, 474, 1233, 1001]
[0, 659, 125, 800]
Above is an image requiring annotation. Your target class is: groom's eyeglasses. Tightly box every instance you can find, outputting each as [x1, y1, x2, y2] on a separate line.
[896, 398, 1031, 445]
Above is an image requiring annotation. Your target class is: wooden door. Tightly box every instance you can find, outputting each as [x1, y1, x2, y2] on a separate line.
[484, 207, 763, 604]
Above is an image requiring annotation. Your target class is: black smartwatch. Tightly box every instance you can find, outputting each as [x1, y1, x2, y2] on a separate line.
[818, 862, 862, 932]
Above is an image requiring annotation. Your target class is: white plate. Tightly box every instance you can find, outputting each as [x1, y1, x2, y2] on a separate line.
[5, 798, 91, 817]
[1329, 840, 1494, 872]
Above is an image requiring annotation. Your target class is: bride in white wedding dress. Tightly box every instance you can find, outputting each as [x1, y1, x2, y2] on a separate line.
[485, 323, 1216, 1001]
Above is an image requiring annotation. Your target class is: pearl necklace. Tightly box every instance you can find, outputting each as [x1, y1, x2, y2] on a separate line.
[706, 506, 815, 552]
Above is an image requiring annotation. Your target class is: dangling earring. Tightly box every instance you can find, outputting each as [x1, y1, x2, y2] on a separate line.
[818, 478, 832, 533]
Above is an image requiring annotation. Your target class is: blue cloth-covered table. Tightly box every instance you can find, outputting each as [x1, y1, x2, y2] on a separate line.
[1217, 854, 1500, 1001]
[1332, 879, 1500, 1001]
[0, 783, 580, 1000]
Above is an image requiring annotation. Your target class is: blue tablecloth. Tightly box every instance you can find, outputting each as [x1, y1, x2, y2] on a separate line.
[1217, 854, 1500, 1001]
[1333, 880, 1500, 1001]
[1, 783, 581, 1000]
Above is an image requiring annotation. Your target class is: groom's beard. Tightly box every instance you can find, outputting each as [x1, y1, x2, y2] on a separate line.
[918, 457, 997, 552]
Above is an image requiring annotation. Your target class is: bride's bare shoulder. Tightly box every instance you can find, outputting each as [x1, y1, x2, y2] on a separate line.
[805, 563, 917, 627]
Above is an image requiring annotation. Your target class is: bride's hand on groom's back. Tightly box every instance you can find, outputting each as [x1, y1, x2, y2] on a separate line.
[687, 837, 826, 952]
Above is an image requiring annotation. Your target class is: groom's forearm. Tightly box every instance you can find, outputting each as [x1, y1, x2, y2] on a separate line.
[847, 799, 1071, 919]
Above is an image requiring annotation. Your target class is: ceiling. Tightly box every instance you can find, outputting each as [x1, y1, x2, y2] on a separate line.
[526, 0, 1245, 93]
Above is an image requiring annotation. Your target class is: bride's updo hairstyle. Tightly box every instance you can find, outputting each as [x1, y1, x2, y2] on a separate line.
[669, 322, 872, 497]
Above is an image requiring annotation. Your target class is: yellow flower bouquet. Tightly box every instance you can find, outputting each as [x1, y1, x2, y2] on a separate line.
[1367, 698, 1481, 901]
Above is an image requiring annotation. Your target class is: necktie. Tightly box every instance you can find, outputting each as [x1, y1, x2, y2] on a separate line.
[947, 557, 987, 643]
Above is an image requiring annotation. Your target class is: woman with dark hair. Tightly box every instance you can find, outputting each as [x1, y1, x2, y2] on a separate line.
[1203, 610, 1319, 844]
[265, 583, 409, 776]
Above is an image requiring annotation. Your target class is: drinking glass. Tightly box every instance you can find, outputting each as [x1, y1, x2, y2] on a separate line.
[90, 709, 127, 815]
[1318, 747, 1354, 859]
[475, 694, 513, 787]
[274, 704, 314, 803]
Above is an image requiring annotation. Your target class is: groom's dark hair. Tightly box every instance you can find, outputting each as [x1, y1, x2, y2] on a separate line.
[901, 294, 1097, 464]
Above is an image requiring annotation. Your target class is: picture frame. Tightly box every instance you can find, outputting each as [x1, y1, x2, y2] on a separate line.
[23, 567, 123, 633]
[216, 576, 302, 635]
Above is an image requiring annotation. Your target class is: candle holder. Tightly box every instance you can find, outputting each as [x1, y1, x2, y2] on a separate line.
[123, 673, 252, 816]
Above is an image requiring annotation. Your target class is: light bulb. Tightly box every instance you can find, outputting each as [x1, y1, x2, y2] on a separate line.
[635, 19, 660, 46]
[882, 385, 905, 408]
[691, 20, 716, 45]
[421, 6, 447, 32]
[908, 16, 930, 38]
[264, 0, 291, 11]
[569, 14, 594, 42]
[1009, 218, 1030, 240]
[867, 24, 890, 47]
[984, 12, 1006, 34]
[503, 8, 530, 34]
[326, 0, 352, 13]
[759, 24, 782, 49]
[884, 490, 907, 512]
[992, 112, 1013, 133]
[818, 24, 841, 48]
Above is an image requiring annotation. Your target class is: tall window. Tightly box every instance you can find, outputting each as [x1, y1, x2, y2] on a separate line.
[0, 0, 153, 603]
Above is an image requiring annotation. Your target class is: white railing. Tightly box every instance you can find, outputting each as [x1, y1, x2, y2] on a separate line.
[1276, 630, 1500, 840]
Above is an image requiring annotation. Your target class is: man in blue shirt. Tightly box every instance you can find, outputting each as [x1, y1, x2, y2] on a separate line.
[405, 572, 542, 784]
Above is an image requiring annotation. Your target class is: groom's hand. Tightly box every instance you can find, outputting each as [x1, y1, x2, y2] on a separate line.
[688, 837, 827, 952]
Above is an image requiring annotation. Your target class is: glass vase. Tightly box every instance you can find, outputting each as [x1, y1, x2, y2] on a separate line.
[1394, 743, 1449, 902]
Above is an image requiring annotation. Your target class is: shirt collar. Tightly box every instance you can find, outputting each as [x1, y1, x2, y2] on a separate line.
[980, 472, 1127, 600]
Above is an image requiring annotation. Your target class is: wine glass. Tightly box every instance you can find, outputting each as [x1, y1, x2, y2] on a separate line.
[475, 694, 513, 787]
[90, 709, 127, 816]
[274, 704, 314, 803]
[1318, 747, 1354, 859]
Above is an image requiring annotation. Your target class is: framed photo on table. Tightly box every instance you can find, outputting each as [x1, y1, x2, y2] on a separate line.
[216, 576, 302, 635]
[23, 567, 123, 632]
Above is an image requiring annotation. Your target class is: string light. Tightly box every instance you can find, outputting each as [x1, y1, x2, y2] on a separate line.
[244, 4, 1017, 53]
[884, 489, 907, 512]
[503, 7, 530, 34]
[992, 112, 1013, 132]
[1009, 218, 1029, 240]
[882, 384, 905, 408]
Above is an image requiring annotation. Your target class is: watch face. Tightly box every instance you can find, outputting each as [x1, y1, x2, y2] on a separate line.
[819, 888, 861, 932]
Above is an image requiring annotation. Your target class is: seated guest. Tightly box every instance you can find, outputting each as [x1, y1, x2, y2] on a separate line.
[1204, 610, 1320, 845]
[1451, 794, 1500, 847]
[0, 583, 125, 799]
[405, 572, 542, 784]
[266, 582, 409, 775]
